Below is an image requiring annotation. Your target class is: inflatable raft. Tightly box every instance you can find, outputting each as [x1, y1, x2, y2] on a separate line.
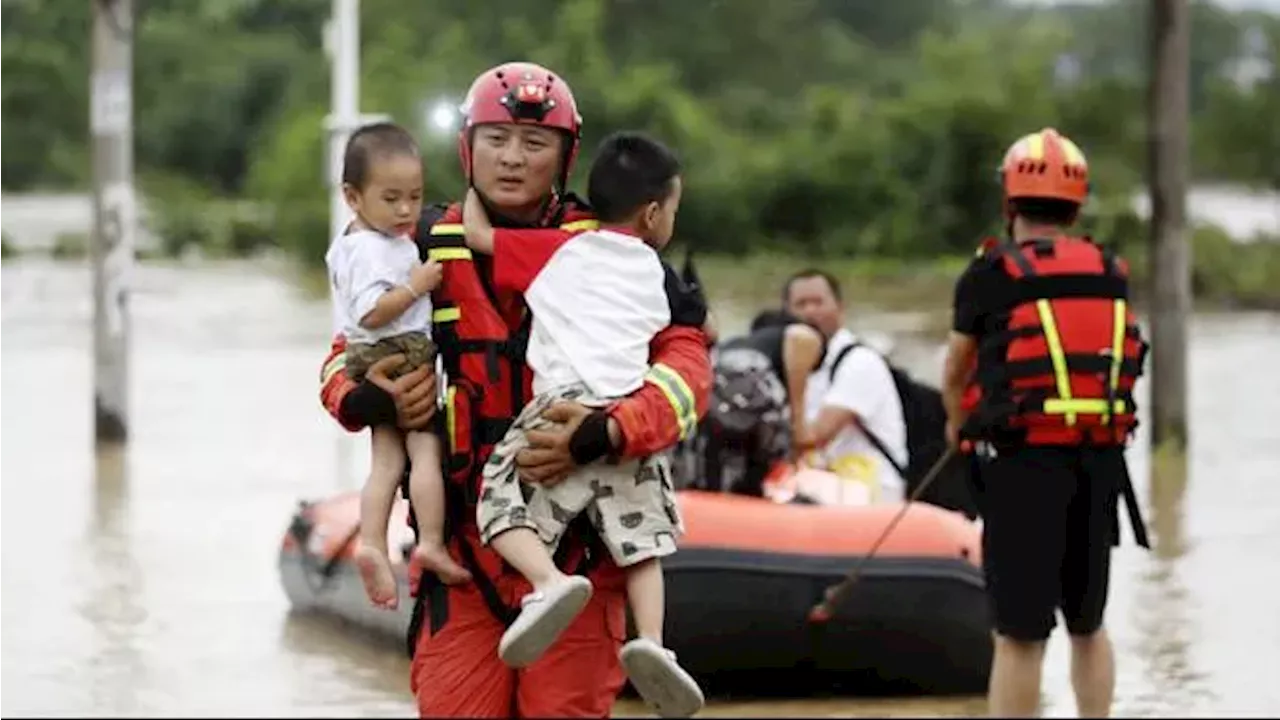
[279, 486, 992, 696]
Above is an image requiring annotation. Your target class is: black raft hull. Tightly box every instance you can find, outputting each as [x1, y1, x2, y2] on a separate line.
[278, 491, 993, 696]
[660, 547, 992, 697]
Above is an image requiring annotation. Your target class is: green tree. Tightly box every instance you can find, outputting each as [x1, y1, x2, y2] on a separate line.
[4, 0, 1275, 268]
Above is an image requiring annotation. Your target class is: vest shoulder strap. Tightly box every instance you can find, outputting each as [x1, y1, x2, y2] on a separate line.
[412, 204, 457, 259]
[991, 237, 1129, 303]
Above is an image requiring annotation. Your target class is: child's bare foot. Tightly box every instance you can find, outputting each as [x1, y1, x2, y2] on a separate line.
[412, 541, 472, 585]
[354, 544, 399, 610]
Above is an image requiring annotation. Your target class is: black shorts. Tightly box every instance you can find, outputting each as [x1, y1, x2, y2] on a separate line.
[976, 444, 1124, 641]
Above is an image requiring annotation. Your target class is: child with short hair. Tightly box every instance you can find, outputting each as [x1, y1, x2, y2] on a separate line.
[324, 122, 469, 610]
[462, 131, 705, 718]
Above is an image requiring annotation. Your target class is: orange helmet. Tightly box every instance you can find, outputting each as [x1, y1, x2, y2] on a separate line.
[999, 127, 1089, 206]
[457, 62, 582, 190]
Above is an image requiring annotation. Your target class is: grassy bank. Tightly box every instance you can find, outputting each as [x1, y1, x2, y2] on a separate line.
[692, 252, 967, 315]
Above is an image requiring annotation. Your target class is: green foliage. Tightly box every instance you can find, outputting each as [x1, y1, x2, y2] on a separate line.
[51, 232, 89, 259]
[3, 0, 1278, 304]
[1188, 225, 1280, 309]
[1, 0, 92, 189]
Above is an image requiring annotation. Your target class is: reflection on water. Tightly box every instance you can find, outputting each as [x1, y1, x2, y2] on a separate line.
[1128, 458, 1214, 714]
[81, 446, 151, 716]
[3, 259, 1279, 717]
[278, 613, 411, 714]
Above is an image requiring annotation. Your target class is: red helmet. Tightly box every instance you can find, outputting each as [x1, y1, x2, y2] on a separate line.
[999, 127, 1090, 206]
[457, 62, 582, 189]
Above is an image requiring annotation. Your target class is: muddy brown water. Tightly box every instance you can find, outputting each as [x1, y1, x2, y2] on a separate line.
[3, 258, 1277, 717]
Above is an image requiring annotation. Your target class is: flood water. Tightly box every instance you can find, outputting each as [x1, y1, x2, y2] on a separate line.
[2, 257, 1278, 717]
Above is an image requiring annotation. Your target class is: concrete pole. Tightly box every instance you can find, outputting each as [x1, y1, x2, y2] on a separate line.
[1146, 0, 1192, 452]
[324, 0, 389, 241]
[90, 0, 135, 445]
[324, 0, 389, 490]
[327, 0, 358, 241]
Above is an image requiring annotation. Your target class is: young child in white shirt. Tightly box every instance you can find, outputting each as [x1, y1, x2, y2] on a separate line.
[324, 122, 469, 611]
[462, 132, 704, 718]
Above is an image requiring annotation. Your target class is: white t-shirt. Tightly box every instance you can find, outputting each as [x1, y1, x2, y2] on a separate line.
[492, 228, 671, 399]
[324, 228, 433, 345]
[803, 328, 908, 504]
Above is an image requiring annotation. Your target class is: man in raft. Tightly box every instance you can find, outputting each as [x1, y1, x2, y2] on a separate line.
[942, 127, 1149, 717]
[317, 62, 712, 717]
[782, 270, 909, 505]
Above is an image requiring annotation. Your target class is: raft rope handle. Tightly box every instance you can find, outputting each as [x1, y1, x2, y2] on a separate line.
[807, 446, 960, 624]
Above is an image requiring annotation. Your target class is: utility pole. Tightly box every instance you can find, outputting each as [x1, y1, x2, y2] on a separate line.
[325, 0, 388, 241]
[324, 0, 387, 491]
[90, 0, 135, 445]
[1146, 0, 1191, 452]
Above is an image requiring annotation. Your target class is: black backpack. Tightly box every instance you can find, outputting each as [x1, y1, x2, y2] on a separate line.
[708, 348, 787, 439]
[827, 342, 979, 519]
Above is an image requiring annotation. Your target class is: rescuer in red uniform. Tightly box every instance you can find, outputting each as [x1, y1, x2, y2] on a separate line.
[317, 62, 711, 718]
[942, 127, 1150, 718]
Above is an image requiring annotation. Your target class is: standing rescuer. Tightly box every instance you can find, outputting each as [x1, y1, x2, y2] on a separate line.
[941, 127, 1151, 718]
[317, 62, 710, 718]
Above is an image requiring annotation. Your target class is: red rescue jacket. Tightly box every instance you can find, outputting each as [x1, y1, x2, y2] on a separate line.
[317, 196, 711, 633]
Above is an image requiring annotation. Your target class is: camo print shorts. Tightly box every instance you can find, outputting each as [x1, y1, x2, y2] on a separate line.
[476, 383, 684, 568]
[344, 331, 437, 381]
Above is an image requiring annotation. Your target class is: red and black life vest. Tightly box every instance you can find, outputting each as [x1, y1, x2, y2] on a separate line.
[423, 205, 598, 490]
[401, 199, 600, 650]
[968, 235, 1149, 446]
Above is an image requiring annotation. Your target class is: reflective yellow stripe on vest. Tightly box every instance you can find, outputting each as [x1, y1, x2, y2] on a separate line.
[432, 307, 460, 323]
[560, 219, 599, 233]
[1042, 398, 1128, 415]
[1036, 297, 1131, 422]
[428, 247, 472, 262]
[444, 385, 458, 452]
[430, 223, 463, 236]
[427, 224, 471, 262]
[1104, 299, 1128, 425]
[645, 363, 697, 440]
[321, 353, 346, 385]
[1035, 299, 1077, 426]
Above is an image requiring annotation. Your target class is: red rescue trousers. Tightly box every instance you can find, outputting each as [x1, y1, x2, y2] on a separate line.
[409, 567, 628, 717]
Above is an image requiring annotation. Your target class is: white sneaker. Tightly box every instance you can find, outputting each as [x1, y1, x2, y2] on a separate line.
[620, 638, 705, 718]
[497, 575, 593, 668]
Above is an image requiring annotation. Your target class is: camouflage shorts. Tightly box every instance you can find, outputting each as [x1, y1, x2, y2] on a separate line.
[345, 332, 437, 381]
[476, 383, 684, 568]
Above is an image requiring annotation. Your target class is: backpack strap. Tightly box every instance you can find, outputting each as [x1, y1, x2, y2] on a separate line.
[825, 340, 908, 480]
[827, 342, 857, 384]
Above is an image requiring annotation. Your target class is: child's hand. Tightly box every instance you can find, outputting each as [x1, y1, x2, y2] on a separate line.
[409, 259, 443, 295]
[463, 188, 487, 228]
[461, 187, 496, 253]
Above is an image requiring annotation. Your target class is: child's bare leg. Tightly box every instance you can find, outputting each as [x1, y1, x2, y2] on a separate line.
[482, 412, 594, 667]
[489, 527, 567, 592]
[490, 527, 593, 668]
[626, 558, 666, 645]
[612, 464, 703, 717]
[404, 430, 470, 584]
[355, 425, 405, 609]
[619, 555, 704, 717]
